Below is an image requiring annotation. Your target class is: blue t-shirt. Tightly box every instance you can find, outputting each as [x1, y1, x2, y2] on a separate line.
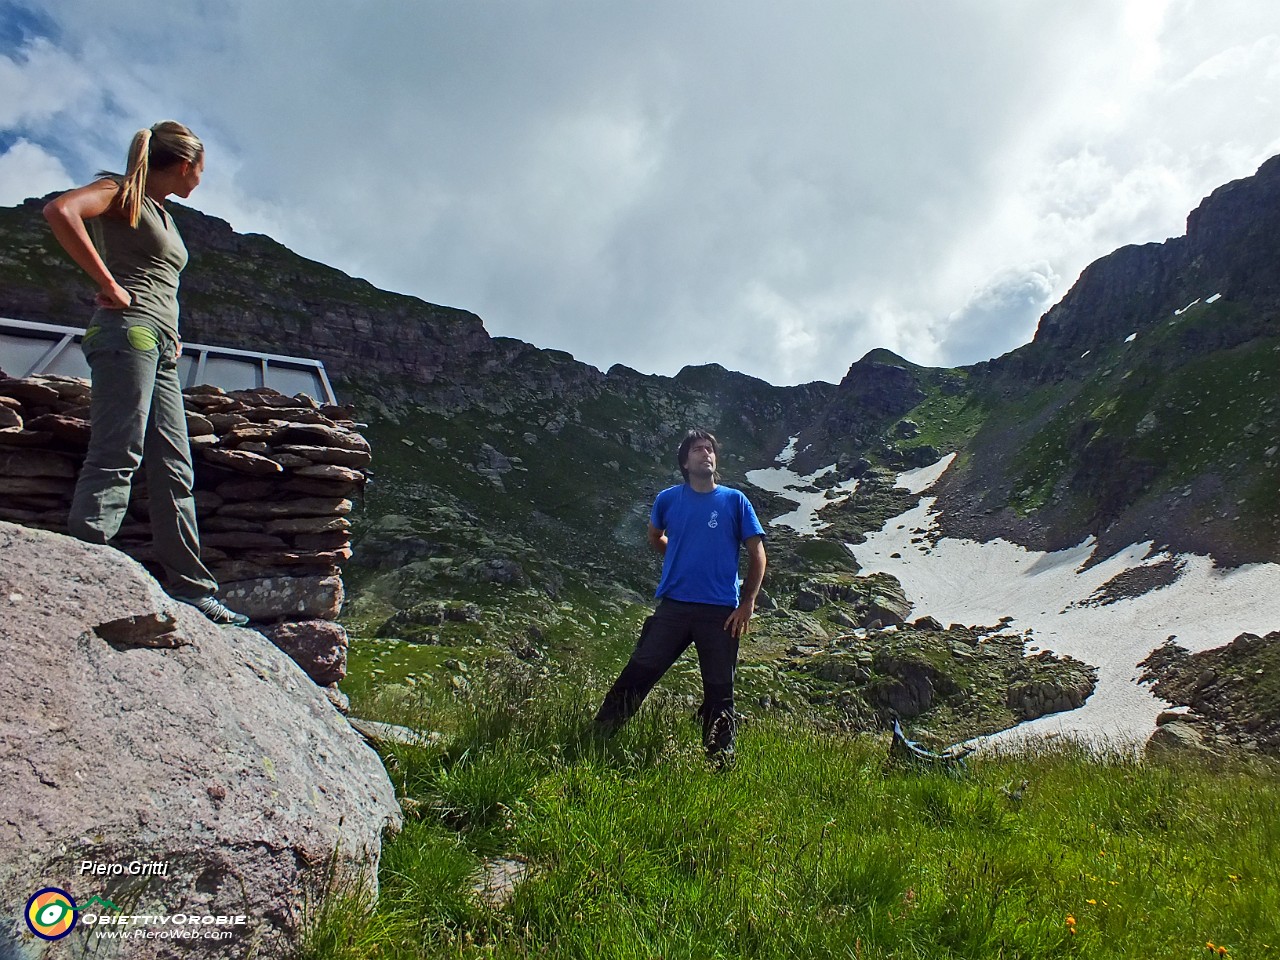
[651, 484, 766, 607]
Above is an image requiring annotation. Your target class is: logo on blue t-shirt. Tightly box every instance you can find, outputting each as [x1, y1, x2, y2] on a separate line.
[708, 510, 719, 529]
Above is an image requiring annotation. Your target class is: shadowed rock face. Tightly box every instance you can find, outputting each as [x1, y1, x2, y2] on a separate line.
[0, 522, 401, 959]
[1019, 154, 1280, 371]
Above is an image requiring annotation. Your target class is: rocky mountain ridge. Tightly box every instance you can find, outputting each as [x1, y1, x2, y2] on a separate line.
[1005, 154, 1280, 375]
[4, 157, 1277, 565]
[3, 156, 1278, 748]
[926, 159, 1280, 564]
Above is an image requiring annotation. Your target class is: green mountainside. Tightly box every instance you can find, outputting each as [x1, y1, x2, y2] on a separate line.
[3, 155, 1278, 743]
[939, 280, 1280, 565]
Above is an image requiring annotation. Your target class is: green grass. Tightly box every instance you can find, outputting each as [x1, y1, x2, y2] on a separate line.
[302, 674, 1280, 960]
[896, 374, 988, 454]
[997, 314, 1280, 522]
[342, 588, 651, 708]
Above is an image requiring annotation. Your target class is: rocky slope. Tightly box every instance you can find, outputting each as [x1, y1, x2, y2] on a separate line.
[929, 158, 1280, 564]
[1139, 632, 1280, 756]
[0, 197, 491, 385]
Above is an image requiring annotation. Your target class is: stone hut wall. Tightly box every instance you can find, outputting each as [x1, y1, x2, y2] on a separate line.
[0, 371, 369, 695]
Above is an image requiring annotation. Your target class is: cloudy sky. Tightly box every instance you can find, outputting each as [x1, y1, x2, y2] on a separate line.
[2, 1, 1278, 385]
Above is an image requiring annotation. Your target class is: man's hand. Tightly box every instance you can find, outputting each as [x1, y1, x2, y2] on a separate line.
[726, 535, 766, 639]
[724, 599, 755, 639]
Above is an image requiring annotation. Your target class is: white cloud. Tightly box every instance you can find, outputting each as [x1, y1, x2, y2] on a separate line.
[1170, 33, 1280, 90]
[0, 37, 94, 128]
[0, 138, 71, 205]
[3, 0, 1280, 385]
[942, 263, 1060, 367]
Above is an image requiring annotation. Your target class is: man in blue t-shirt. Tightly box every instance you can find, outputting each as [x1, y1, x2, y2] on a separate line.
[594, 428, 767, 764]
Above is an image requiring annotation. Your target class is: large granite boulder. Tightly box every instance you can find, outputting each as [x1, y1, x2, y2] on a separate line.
[0, 522, 400, 958]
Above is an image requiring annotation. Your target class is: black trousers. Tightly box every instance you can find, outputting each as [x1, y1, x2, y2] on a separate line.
[595, 598, 739, 755]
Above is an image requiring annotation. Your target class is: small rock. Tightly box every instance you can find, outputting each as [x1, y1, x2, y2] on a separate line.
[93, 610, 185, 648]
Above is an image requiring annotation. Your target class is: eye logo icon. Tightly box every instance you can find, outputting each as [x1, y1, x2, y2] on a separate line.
[26, 887, 78, 940]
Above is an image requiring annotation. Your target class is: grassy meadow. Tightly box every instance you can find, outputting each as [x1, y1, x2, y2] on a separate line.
[303, 674, 1278, 960]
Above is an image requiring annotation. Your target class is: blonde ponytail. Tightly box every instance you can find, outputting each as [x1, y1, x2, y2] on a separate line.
[115, 128, 152, 228]
[99, 121, 204, 227]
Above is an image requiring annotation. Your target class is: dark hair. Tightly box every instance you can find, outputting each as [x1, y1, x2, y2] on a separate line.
[677, 429, 719, 482]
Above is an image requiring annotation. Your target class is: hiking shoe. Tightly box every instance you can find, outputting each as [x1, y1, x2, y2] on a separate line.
[188, 595, 250, 627]
[709, 747, 737, 772]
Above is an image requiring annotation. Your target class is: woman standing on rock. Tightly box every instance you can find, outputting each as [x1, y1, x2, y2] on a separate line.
[43, 121, 248, 626]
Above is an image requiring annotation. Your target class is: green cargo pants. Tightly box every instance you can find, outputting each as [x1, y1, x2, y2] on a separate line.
[69, 322, 217, 601]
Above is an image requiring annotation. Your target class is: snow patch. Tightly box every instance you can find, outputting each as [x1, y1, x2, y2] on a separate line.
[775, 435, 800, 466]
[850, 480, 1280, 749]
[894, 452, 956, 494]
[1175, 294, 1221, 314]
[746, 447, 1280, 747]
[747, 462, 858, 534]
[1124, 332, 1137, 343]
[747, 439, 859, 534]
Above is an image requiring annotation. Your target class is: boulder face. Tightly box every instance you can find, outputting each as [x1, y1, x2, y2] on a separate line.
[0, 522, 401, 958]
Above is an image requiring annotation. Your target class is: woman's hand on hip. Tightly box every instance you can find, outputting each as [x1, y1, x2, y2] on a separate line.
[95, 281, 131, 309]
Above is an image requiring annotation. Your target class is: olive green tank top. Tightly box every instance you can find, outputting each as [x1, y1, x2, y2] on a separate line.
[89, 182, 188, 341]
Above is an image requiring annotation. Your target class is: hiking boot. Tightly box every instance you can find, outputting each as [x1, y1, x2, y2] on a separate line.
[187, 595, 250, 627]
[709, 748, 737, 772]
[702, 711, 737, 758]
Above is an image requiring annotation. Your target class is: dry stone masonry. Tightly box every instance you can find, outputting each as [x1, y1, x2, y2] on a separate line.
[0, 371, 369, 692]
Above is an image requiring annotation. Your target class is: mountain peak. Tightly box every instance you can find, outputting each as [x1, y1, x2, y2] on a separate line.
[856, 348, 916, 368]
[673, 362, 771, 389]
